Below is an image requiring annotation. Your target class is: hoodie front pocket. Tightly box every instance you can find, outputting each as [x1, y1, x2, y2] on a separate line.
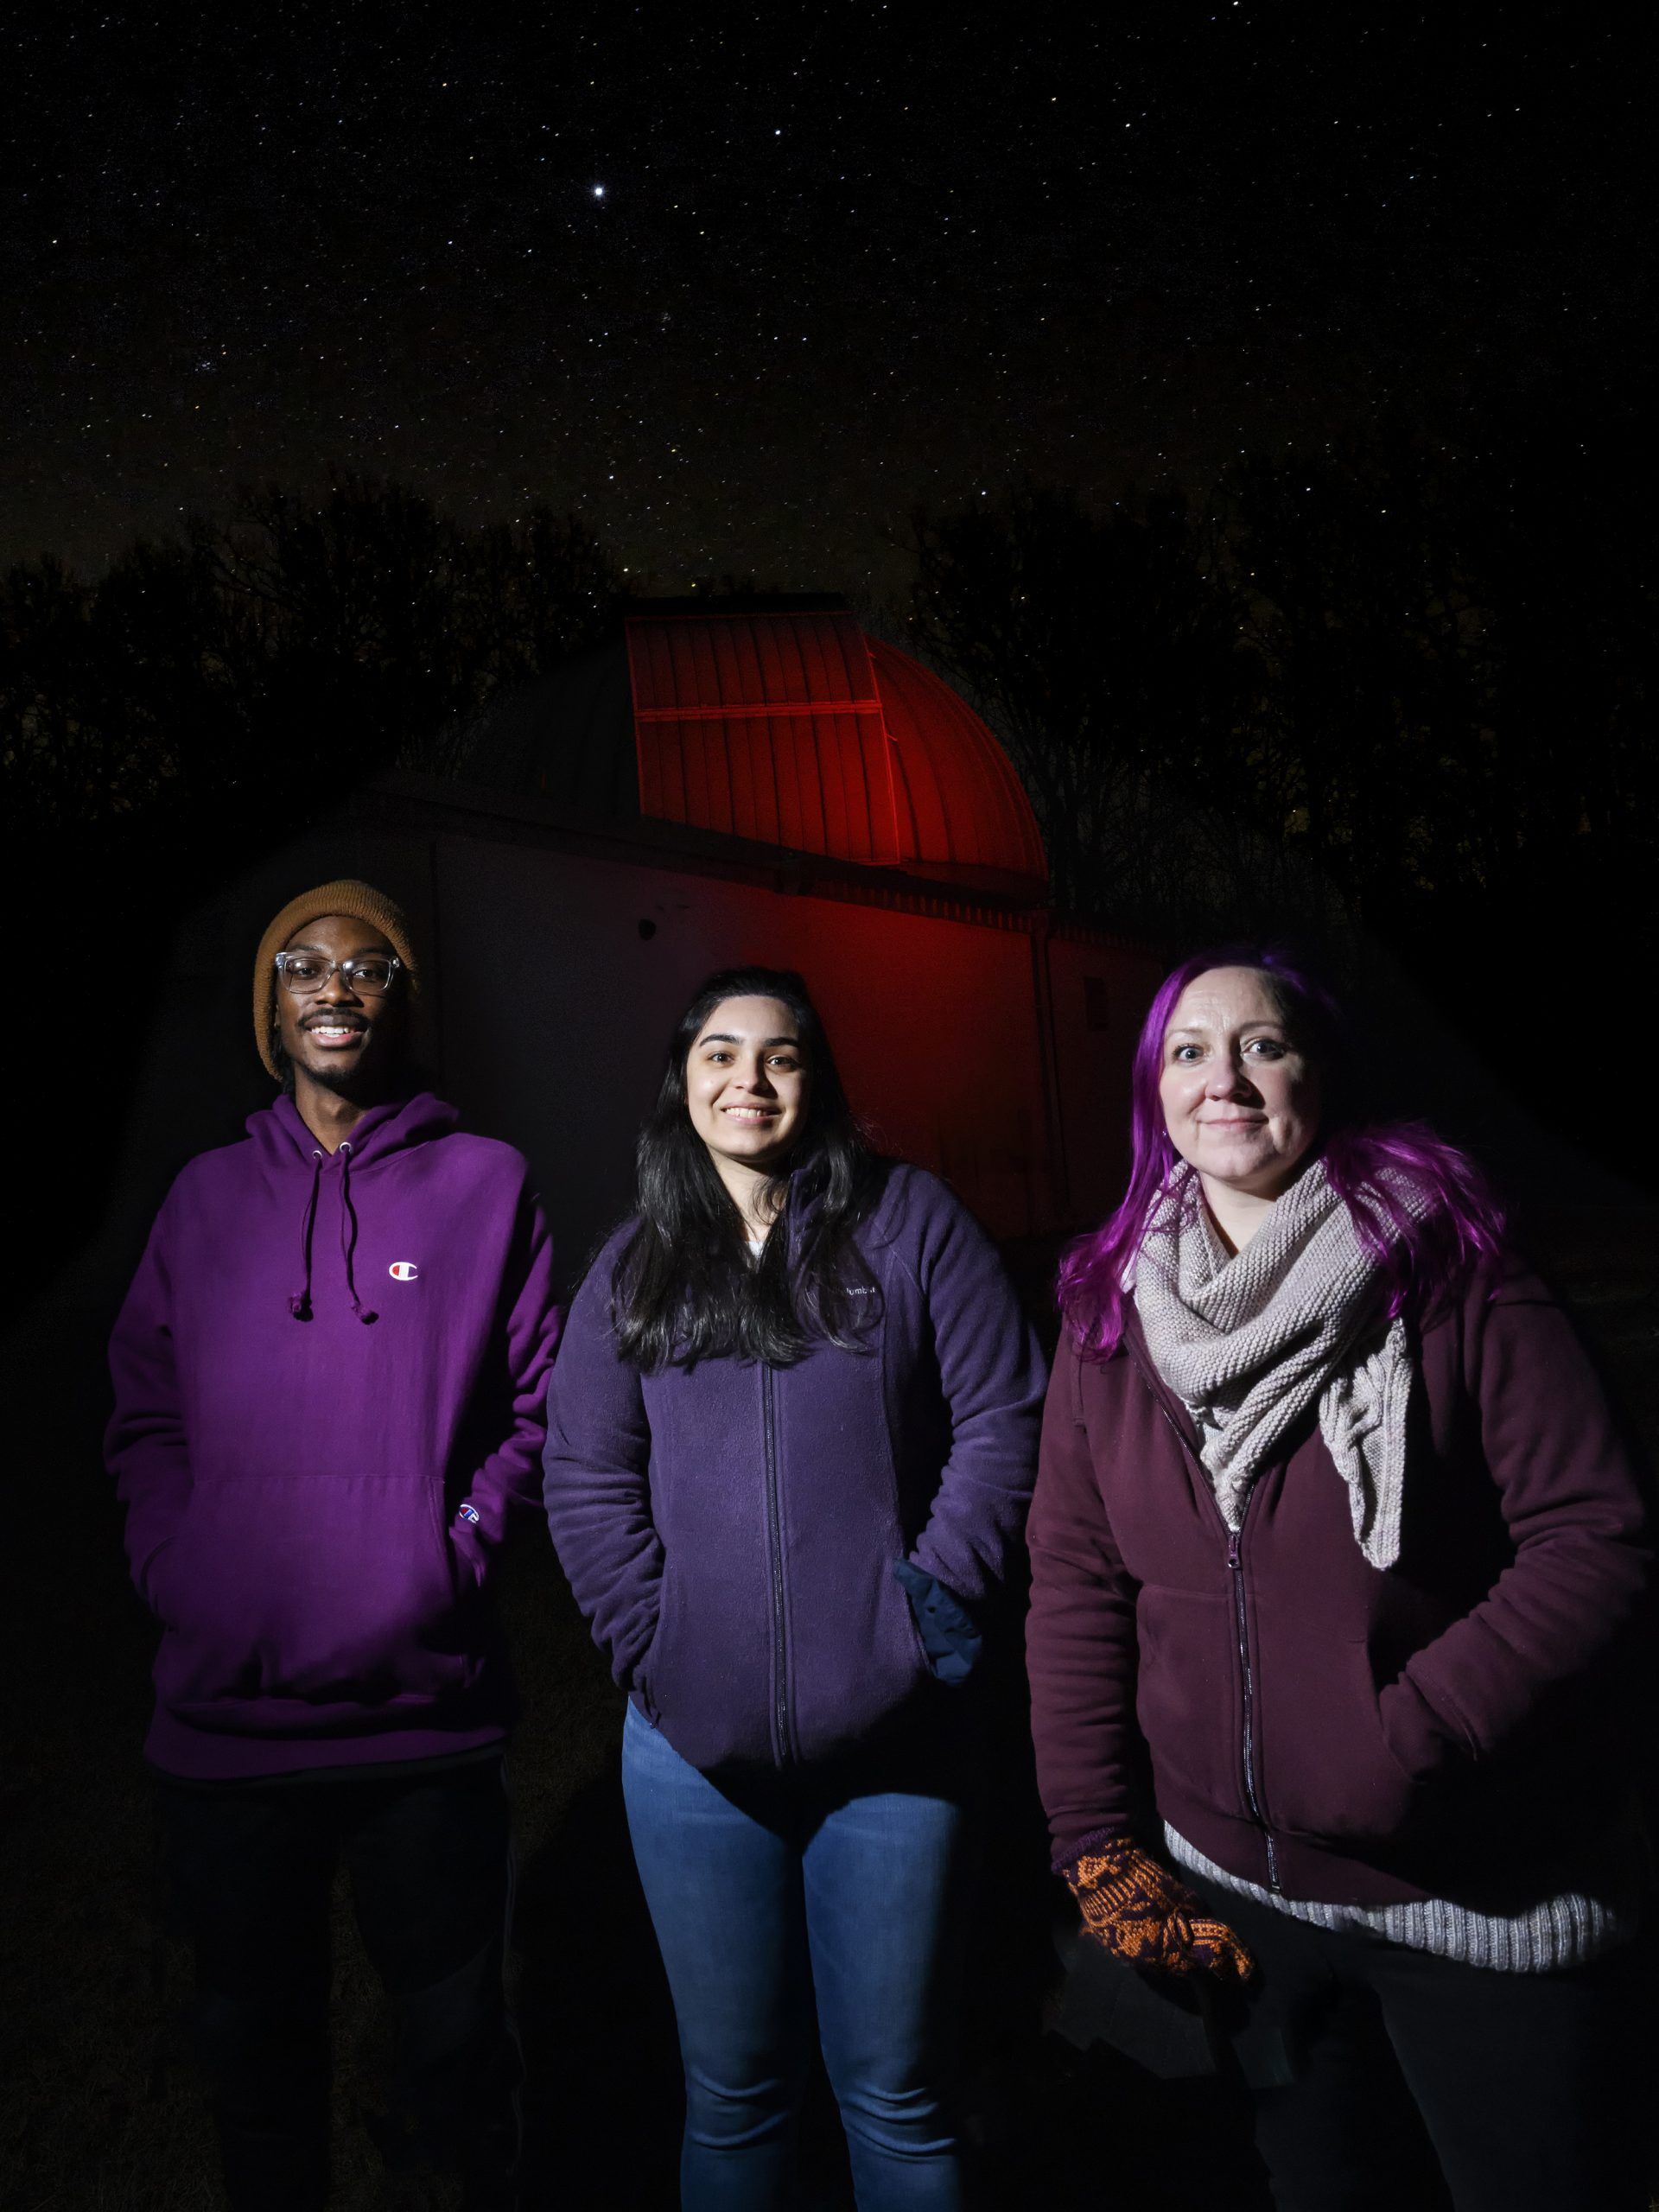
[446, 1510, 488, 1602]
[156, 1472, 475, 1718]
[143, 1531, 186, 1629]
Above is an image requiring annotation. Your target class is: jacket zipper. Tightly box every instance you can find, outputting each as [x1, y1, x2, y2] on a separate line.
[1145, 1384, 1281, 1893]
[761, 1364, 792, 1764]
[1227, 1518, 1280, 1892]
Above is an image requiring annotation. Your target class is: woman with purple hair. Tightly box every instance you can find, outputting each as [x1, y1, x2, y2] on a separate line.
[1026, 948, 1650, 2209]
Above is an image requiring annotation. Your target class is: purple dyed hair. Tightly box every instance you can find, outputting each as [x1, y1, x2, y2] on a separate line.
[1058, 944, 1508, 1359]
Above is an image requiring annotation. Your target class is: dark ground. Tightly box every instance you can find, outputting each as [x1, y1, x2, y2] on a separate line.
[4, 1205, 1657, 2211]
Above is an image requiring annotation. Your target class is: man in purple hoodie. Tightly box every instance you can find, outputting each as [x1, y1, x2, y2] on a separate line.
[106, 879, 559, 2212]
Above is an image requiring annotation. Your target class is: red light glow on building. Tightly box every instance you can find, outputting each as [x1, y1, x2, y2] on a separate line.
[625, 604, 1046, 896]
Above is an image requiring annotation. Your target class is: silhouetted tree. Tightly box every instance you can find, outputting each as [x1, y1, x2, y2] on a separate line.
[907, 484, 1296, 932]
[1220, 430, 1497, 921]
[908, 391, 1654, 962]
[0, 478, 628, 1305]
[905, 389, 1655, 1179]
[0, 474, 628, 836]
[1219, 389, 1656, 938]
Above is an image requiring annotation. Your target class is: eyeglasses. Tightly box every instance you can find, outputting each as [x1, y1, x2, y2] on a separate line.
[274, 952, 403, 996]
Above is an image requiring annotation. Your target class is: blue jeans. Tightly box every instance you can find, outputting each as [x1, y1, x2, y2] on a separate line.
[621, 1701, 974, 2211]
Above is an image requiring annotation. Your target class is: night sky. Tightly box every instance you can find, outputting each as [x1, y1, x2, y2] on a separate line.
[8, 8, 1648, 593]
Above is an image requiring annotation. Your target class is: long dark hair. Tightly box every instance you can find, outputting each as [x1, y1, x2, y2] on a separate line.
[611, 966, 884, 1371]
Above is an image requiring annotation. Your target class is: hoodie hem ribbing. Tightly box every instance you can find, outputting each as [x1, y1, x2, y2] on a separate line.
[145, 1707, 507, 1783]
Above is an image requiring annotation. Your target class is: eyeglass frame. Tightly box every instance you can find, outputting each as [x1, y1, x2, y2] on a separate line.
[273, 951, 404, 997]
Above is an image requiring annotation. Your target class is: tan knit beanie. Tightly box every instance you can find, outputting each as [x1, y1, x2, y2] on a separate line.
[253, 879, 421, 1078]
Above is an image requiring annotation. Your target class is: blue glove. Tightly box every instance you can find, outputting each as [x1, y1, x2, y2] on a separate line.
[892, 1557, 982, 1686]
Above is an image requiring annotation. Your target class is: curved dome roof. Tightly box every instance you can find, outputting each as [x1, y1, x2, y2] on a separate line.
[866, 639, 1046, 889]
[463, 597, 1046, 898]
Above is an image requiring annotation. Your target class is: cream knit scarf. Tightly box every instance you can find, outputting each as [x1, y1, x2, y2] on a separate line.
[1133, 1160, 1419, 1569]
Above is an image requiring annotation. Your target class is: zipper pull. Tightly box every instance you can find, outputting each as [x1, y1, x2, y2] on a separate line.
[1227, 1529, 1241, 1568]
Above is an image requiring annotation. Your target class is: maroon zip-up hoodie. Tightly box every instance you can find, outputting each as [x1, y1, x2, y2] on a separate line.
[1027, 1256, 1651, 1910]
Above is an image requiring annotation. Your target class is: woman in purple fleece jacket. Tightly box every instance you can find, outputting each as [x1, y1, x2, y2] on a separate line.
[1027, 946, 1652, 2212]
[543, 965, 1046, 2212]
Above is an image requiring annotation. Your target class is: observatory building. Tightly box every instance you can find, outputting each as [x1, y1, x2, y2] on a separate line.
[99, 596, 1160, 1293]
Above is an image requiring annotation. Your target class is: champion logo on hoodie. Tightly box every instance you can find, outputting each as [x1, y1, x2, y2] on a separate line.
[389, 1262, 421, 1282]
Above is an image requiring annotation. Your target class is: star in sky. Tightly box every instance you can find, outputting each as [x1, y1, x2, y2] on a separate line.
[1, 9, 1645, 593]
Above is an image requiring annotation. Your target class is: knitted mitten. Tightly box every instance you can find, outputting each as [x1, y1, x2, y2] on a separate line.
[1065, 1836, 1255, 1981]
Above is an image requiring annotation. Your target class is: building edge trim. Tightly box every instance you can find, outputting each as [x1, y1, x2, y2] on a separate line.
[364, 770, 1149, 951]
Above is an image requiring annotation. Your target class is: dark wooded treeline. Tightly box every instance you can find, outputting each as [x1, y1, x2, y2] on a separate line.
[0, 483, 628, 1306]
[904, 372, 1652, 1190]
[2, 480, 625, 832]
[8, 379, 1646, 952]
[906, 379, 1653, 956]
[2, 372, 1650, 1236]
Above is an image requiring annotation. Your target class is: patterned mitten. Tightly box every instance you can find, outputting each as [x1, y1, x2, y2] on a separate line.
[1065, 1836, 1255, 1982]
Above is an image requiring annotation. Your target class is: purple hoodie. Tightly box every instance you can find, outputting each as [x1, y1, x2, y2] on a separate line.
[106, 1091, 559, 1780]
[543, 1164, 1046, 1773]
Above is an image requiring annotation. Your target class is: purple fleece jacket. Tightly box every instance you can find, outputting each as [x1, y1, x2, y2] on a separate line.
[543, 1165, 1046, 1772]
[106, 1092, 559, 1780]
[1027, 1258, 1652, 1909]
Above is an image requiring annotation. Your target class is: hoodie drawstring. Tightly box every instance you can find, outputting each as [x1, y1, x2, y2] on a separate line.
[337, 1141, 378, 1324]
[289, 1142, 377, 1322]
[289, 1150, 325, 1319]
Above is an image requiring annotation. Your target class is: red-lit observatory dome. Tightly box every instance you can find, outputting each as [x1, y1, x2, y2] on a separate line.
[465, 595, 1047, 899]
